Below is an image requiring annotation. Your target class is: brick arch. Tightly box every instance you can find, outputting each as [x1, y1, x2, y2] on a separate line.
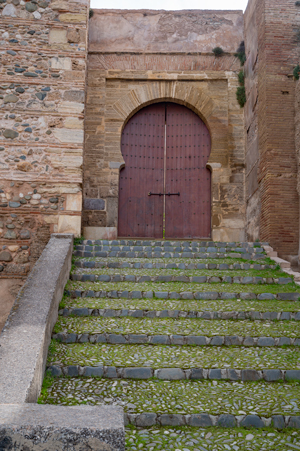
[111, 81, 228, 167]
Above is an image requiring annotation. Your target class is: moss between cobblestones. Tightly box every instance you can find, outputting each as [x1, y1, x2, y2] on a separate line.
[38, 378, 300, 416]
[125, 427, 300, 451]
[47, 342, 300, 370]
[72, 268, 288, 279]
[73, 256, 272, 266]
[54, 316, 300, 338]
[66, 280, 300, 293]
[61, 296, 300, 312]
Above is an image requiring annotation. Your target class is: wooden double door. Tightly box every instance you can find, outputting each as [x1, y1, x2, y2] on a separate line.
[118, 102, 211, 239]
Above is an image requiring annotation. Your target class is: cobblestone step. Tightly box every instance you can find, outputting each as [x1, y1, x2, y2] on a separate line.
[60, 306, 300, 321]
[74, 250, 265, 260]
[74, 260, 276, 270]
[61, 296, 300, 312]
[39, 377, 300, 420]
[81, 240, 265, 248]
[47, 342, 300, 370]
[70, 273, 292, 285]
[124, 427, 300, 450]
[67, 287, 300, 301]
[41, 240, 300, 437]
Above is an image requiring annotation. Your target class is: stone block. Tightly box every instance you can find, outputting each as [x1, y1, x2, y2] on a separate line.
[123, 368, 152, 379]
[84, 198, 105, 211]
[66, 193, 82, 212]
[272, 415, 285, 430]
[210, 336, 224, 346]
[49, 28, 68, 44]
[133, 413, 157, 427]
[107, 334, 127, 344]
[186, 336, 206, 346]
[208, 369, 222, 379]
[0, 404, 125, 451]
[189, 414, 212, 427]
[159, 414, 185, 426]
[288, 417, 300, 428]
[263, 369, 282, 382]
[156, 368, 185, 380]
[189, 368, 204, 379]
[285, 370, 300, 381]
[241, 370, 261, 381]
[217, 414, 236, 428]
[84, 366, 104, 377]
[227, 369, 240, 380]
[50, 56, 72, 70]
[58, 216, 81, 237]
[257, 337, 275, 347]
[240, 415, 265, 428]
[0, 251, 12, 262]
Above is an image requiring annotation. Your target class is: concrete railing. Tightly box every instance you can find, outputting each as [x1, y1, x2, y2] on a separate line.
[0, 234, 125, 451]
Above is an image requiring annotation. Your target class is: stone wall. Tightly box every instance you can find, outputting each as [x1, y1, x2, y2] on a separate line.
[296, 80, 300, 258]
[244, 0, 300, 259]
[0, 0, 89, 277]
[84, 9, 246, 242]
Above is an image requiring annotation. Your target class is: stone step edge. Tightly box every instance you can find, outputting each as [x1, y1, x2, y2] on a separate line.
[73, 251, 265, 260]
[70, 274, 292, 285]
[76, 246, 265, 255]
[124, 412, 299, 429]
[59, 307, 300, 321]
[82, 240, 266, 246]
[52, 333, 300, 347]
[74, 261, 277, 270]
[66, 289, 300, 301]
[47, 365, 300, 383]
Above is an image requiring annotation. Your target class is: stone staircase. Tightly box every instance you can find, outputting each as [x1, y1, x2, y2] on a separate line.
[40, 240, 300, 450]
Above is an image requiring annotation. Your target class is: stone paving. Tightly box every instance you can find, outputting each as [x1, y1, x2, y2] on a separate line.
[40, 240, 300, 450]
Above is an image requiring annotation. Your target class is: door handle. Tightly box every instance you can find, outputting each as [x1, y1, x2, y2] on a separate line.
[148, 192, 180, 196]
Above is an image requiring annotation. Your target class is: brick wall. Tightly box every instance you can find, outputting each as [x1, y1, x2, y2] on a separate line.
[84, 9, 246, 241]
[0, 0, 89, 277]
[245, 0, 299, 259]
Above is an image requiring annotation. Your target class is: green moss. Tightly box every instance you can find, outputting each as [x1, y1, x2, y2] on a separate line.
[59, 296, 300, 312]
[294, 64, 300, 80]
[66, 279, 300, 294]
[236, 86, 246, 108]
[54, 315, 300, 337]
[47, 342, 300, 370]
[238, 70, 245, 85]
[213, 47, 225, 56]
[37, 370, 54, 404]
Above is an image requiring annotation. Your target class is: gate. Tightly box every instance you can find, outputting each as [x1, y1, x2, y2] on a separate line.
[118, 102, 211, 239]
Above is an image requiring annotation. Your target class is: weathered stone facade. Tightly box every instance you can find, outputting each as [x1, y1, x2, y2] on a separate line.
[84, 10, 246, 242]
[0, 0, 89, 277]
[2, 0, 300, 279]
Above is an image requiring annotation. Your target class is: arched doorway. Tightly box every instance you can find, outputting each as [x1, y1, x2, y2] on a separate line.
[118, 102, 211, 239]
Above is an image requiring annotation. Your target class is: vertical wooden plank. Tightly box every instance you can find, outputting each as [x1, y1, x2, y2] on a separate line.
[118, 103, 165, 238]
[165, 103, 212, 239]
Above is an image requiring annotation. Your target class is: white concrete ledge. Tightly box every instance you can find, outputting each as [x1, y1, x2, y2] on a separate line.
[0, 234, 74, 404]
